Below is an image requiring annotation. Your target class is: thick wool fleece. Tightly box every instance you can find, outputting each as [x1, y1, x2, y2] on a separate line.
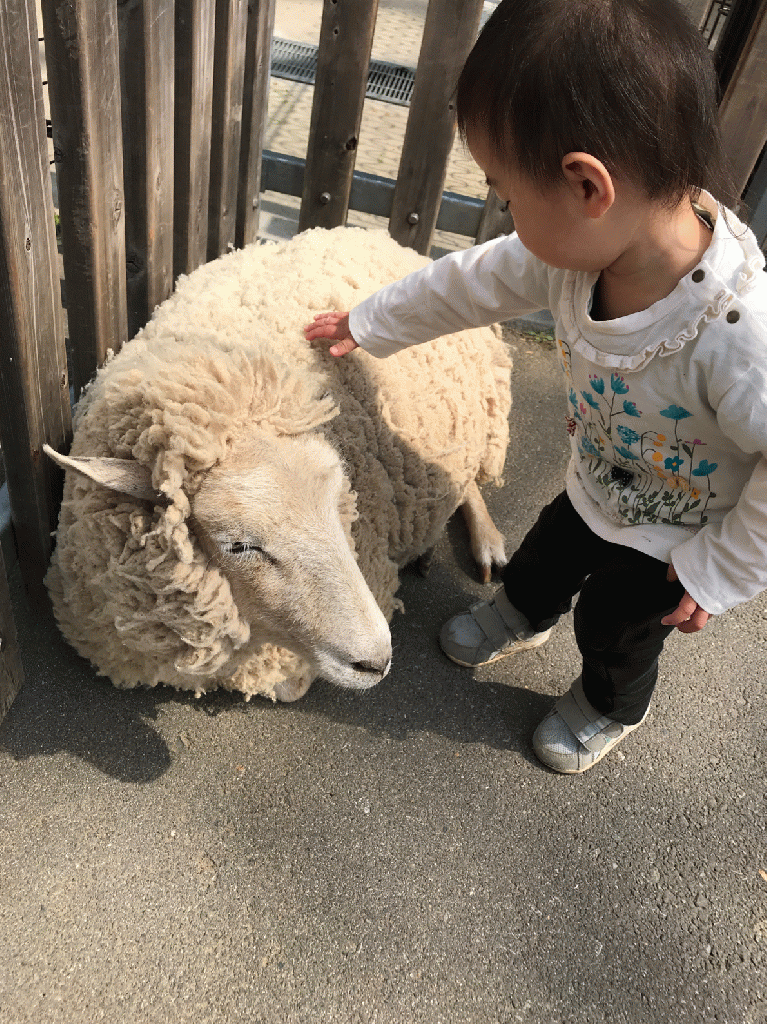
[47, 226, 512, 700]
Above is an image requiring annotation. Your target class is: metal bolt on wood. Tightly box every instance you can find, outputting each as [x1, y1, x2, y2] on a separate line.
[407, 211, 419, 225]
[319, 191, 331, 204]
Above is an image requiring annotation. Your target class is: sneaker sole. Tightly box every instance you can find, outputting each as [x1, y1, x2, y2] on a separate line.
[534, 743, 614, 774]
[443, 628, 552, 668]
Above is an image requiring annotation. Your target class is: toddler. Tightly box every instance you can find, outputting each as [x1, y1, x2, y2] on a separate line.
[305, 0, 767, 773]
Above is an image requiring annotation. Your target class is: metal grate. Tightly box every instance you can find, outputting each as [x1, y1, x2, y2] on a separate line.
[271, 38, 415, 106]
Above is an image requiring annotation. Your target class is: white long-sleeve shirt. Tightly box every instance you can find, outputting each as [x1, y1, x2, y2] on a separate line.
[349, 200, 767, 616]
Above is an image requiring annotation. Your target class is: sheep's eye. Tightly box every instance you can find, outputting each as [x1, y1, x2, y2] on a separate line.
[225, 540, 266, 557]
[217, 537, 278, 565]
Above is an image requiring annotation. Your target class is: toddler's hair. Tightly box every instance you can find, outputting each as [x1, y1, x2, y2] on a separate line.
[456, 0, 730, 207]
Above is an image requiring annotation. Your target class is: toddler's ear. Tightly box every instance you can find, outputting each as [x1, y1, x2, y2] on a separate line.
[561, 152, 615, 218]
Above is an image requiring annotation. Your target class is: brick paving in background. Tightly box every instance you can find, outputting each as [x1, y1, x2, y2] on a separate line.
[268, 0, 488, 197]
[264, 0, 493, 252]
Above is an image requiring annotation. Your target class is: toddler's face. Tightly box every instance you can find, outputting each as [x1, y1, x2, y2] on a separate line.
[466, 130, 625, 273]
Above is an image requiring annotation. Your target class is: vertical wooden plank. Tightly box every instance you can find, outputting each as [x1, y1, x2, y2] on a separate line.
[743, 145, 767, 250]
[118, 0, 175, 340]
[207, 0, 249, 260]
[717, 0, 767, 195]
[40, 0, 128, 399]
[685, 0, 713, 29]
[0, 0, 71, 604]
[297, 0, 378, 233]
[475, 189, 514, 245]
[0, 542, 25, 723]
[174, 0, 216, 277]
[389, 0, 484, 254]
[236, 0, 276, 248]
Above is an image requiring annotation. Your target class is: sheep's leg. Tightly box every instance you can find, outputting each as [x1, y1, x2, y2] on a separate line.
[416, 546, 436, 577]
[461, 479, 507, 584]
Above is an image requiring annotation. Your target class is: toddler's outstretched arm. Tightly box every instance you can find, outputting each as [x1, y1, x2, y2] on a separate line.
[304, 311, 359, 357]
[662, 563, 711, 633]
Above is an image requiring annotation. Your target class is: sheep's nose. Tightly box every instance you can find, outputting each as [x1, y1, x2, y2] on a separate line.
[353, 657, 391, 680]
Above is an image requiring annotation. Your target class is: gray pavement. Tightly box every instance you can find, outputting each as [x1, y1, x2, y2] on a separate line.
[1, 327, 765, 1024]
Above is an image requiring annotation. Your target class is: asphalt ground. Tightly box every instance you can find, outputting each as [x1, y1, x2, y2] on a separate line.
[1, 326, 765, 1024]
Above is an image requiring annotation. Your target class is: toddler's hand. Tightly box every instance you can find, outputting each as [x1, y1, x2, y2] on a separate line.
[304, 311, 359, 357]
[661, 563, 711, 633]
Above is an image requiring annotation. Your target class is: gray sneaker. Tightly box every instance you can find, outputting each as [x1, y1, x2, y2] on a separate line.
[532, 675, 647, 774]
[439, 587, 552, 667]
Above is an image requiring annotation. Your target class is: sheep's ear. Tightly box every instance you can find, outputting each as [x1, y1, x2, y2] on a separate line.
[43, 444, 164, 503]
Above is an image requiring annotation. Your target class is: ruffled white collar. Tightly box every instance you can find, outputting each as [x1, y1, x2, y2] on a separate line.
[558, 193, 765, 372]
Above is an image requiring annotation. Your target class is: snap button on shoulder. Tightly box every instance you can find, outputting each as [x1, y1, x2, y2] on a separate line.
[726, 310, 740, 324]
[691, 269, 705, 283]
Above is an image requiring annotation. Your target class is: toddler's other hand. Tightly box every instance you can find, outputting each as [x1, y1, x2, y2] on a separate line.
[304, 311, 359, 357]
[661, 563, 711, 633]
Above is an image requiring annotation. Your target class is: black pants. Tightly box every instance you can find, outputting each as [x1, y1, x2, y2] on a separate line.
[501, 491, 686, 725]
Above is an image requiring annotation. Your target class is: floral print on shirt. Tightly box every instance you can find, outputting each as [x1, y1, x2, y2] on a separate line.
[557, 338, 717, 526]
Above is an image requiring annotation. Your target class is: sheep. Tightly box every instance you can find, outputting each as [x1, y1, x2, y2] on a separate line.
[45, 225, 512, 703]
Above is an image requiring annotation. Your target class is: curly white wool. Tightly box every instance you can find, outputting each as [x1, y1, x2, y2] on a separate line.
[46, 226, 512, 701]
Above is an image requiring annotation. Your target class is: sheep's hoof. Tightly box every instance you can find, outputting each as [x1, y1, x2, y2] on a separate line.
[416, 547, 435, 577]
[479, 562, 492, 585]
[272, 675, 313, 702]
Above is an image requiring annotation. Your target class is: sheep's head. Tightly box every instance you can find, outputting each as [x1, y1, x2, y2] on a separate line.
[191, 431, 391, 689]
[45, 436, 392, 691]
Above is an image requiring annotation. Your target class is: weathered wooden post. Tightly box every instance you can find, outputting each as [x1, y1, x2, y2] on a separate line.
[118, 0, 175, 340]
[174, 0, 216, 277]
[476, 191, 514, 245]
[0, 0, 71, 619]
[207, 0, 249, 259]
[0, 539, 25, 722]
[41, 0, 128, 398]
[685, 0, 713, 28]
[389, 0, 485, 254]
[717, 0, 767, 197]
[236, 0, 276, 248]
[298, 0, 379, 232]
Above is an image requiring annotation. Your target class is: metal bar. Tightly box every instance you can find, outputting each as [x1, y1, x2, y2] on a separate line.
[262, 150, 486, 237]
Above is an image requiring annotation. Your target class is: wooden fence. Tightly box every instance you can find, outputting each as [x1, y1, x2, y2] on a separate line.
[0, 0, 766, 720]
